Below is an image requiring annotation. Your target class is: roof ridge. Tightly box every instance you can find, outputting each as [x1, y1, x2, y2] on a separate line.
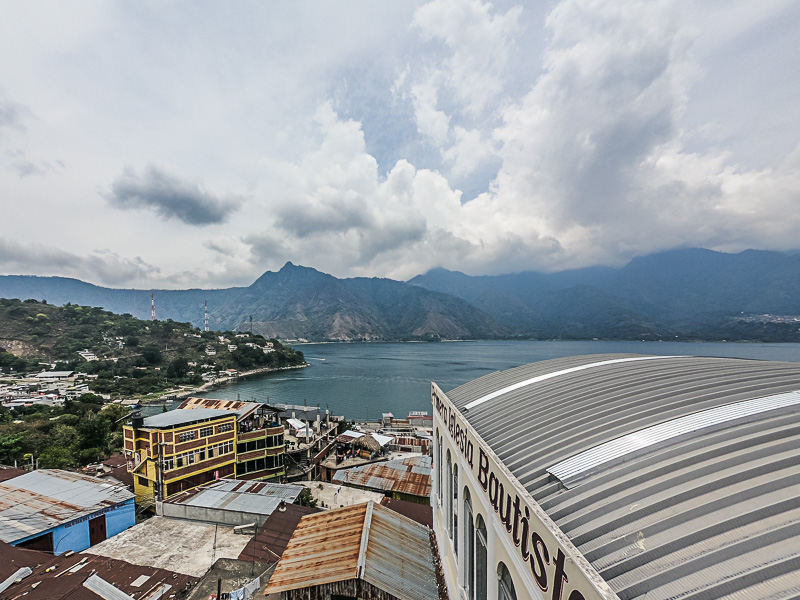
[356, 501, 374, 580]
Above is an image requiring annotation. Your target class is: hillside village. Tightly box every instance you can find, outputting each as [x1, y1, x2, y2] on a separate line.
[0, 295, 436, 599]
[0, 396, 438, 599]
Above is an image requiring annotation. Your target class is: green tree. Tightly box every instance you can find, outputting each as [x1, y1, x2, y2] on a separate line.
[39, 446, 76, 469]
[0, 432, 24, 464]
[141, 345, 163, 365]
[167, 357, 190, 379]
[297, 487, 318, 508]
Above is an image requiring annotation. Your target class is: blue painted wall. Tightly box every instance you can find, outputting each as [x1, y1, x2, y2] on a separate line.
[13, 498, 136, 555]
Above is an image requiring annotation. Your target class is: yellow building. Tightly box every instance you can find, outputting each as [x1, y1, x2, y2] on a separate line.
[123, 400, 285, 508]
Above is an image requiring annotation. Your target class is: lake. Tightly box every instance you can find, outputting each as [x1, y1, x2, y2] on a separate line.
[189, 340, 800, 421]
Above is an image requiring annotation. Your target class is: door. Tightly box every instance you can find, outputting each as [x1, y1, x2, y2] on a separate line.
[88, 515, 107, 546]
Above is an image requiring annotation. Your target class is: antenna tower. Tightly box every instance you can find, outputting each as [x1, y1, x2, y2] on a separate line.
[151, 293, 156, 321]
[204, 300, 209, 332]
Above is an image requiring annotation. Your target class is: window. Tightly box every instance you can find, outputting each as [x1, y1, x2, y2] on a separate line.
[436, 431, 442, 502]
[178, 431, 196, 443]
[240, 457, 267, 473]
[162, 457, 174, 471]
[497, 562, 517, 600]
[198, 449, 205, 461]
[218, 423, 233, 433]
[453, 464, 458, 558]
[465, 488, 474, 600]
[446, 450, 453, 538]
[137, 476, 149, 487]
[176, 455, 184, 468]
[475, 515, 487, 600]
[237, 438, 268, 454]
[199, 426, 214, 438]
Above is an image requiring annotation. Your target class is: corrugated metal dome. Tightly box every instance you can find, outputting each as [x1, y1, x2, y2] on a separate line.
[444, 354, 800, 600]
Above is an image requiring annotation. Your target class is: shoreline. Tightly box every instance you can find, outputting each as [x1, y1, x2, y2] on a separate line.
[141, 362, 310, 405]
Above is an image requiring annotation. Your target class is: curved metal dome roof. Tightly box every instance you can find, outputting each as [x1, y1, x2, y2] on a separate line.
[442, 354, 800, 600]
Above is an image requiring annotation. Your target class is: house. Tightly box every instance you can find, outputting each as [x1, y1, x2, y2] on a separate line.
[332, 455, 432, 505]
[124, 398, 286, 508]
[0, 470, 135, 555]
[33, 371, 74, 381]
[263, 501, 441, 600]
[159, 478, 305, 526]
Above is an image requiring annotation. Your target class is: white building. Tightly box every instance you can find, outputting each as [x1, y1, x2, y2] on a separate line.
[432, 354, 800, 600]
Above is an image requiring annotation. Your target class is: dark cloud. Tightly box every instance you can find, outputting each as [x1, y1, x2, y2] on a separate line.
[104, 165, 242, 226]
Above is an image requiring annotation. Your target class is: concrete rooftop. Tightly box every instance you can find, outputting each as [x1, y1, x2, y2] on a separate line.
[84, 516, 251, 577]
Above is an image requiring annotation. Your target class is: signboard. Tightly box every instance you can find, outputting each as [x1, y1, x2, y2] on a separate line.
[432, 383, 617, 600]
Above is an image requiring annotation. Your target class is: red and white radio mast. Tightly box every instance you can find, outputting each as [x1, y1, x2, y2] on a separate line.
[151, 293, 156, 321]
[204, 299, 209, 332]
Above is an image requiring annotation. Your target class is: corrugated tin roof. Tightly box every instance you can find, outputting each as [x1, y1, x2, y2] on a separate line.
[264, 501, 438, 600]
[176, 397, 262, 418]
[33, 371, 74, 378]
[162, 479, 303, 515]
[0, 540, 197, 600]
[548, 388, 800, 485]
[141, 408, 231, 428]
[332, 456, 432, 498]
[442, 354, 800, 600]
[0, 470, 133, 543]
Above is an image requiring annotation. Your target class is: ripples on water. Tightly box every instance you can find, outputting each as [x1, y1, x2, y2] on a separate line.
[182, 340, 800, 421]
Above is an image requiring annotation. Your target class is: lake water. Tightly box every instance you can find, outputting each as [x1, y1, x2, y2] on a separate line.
[191, 340, 800, 420]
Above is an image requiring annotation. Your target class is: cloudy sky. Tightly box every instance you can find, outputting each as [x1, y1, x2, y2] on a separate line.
[1, 0, 798, 289]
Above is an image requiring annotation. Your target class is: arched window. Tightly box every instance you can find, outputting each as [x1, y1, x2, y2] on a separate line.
[464, 487, 474, 600]
[497, 562, 517, 600]
[446, 451, 453, 537]
[475, 514, 487, 600]
[435, 430, 442, 501]
[452, 464, 458, 558]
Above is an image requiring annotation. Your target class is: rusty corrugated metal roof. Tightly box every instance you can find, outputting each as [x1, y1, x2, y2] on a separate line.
[0, 470, 133, 543]
[0, 540, 197, 600]
[264, 501, 438, 600]
[177, 397, 261, 418]
[332, 455, 431, 498]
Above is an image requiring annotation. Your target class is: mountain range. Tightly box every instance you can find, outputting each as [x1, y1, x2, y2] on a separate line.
[1, 248, 800, 342]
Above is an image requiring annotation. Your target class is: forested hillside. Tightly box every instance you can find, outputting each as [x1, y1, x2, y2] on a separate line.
[0, 298, 305, 396]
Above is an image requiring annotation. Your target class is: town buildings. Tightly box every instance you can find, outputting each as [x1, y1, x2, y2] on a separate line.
[432, 354, 800, 600]
[123, 398, 285, 507]
[332, 454, 432, 505]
